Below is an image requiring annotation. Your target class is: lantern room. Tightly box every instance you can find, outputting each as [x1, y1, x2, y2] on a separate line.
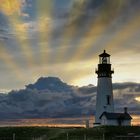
[99, 50, 110, 64]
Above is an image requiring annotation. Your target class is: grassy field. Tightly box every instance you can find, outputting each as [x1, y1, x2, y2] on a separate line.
[0, 126, 140, 140]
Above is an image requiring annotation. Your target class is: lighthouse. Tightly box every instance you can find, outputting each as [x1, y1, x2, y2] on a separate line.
[95, 50, 114, 124]
[94, 50, 132, 126]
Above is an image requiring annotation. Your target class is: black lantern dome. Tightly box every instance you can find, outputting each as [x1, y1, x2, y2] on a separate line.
[96, 50, 114, 78]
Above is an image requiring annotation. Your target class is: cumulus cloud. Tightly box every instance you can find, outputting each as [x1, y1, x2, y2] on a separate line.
[0, 77, 139, 119]
[0, 77, 95, 119]
[113, 82, 140, 114]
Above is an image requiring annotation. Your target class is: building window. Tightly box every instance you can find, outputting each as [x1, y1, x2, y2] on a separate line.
[107, 95, 111, 105]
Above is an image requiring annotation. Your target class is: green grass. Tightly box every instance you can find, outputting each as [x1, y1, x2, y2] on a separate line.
[0, 126, 140, 140]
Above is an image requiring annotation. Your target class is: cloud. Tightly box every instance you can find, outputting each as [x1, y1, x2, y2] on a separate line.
[0, 0, 21, 15]
[0, 77, 95, 119]
[112, 82, 140, 115]
[0, 77, 140, 119]
[0, 13, 10, 39]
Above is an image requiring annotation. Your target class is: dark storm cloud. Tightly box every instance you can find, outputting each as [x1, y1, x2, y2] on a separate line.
[0, 77, 95, 119]
[115, 96, 140, 115]
[0, 77, 139, 119]
[113, 82, 140, 92]
[113, 82, 140, 115]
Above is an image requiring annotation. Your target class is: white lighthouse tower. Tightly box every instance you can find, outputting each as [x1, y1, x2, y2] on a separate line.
[95, 50, 114, 125]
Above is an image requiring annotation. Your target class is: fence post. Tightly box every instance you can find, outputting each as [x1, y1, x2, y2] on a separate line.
[13, 133, 15, 140]
[84, 134, 86, 140]
[103, 131, 105, 140]
[67, 133, 69, 140]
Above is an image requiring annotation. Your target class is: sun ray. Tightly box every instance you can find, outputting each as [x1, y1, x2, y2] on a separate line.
[1, 0, 37, 68]
[60, 1, 130, 81]
[67, 1, 128, 62]
[71, 20, 108, 62]
[0, 43, 26, 82]
[0, 0, 34, 82]
[9, 17, 36, 68]
[135, 97, 140, 102]
[37, 0, 53, 70]
[105, 14, 140, 52]
[54, 0, 88, 63]
[0, 0, 20, 15]
[61, 58, 97, 86]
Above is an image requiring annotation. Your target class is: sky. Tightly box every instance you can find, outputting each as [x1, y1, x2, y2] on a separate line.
[0, 0, 140, 121]
[0, 0, 140, 91]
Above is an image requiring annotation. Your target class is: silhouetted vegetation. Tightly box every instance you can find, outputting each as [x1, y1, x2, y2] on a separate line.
[0, 126, 140, 140]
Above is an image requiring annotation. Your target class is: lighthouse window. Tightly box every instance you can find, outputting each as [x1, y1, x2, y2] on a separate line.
[102, 57, 107, 64]
[107, 95, 111, 105]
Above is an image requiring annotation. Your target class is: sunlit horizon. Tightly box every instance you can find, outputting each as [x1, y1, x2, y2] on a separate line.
[0, 115, 139, 127]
